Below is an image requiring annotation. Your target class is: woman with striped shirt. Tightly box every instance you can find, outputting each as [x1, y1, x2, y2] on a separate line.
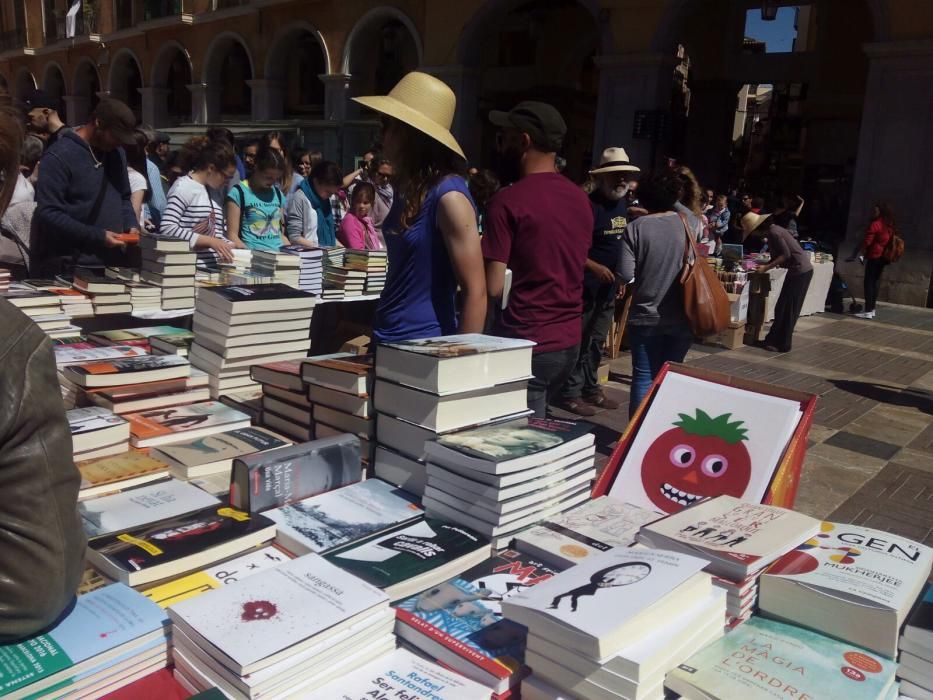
[160, 137, 237, 265]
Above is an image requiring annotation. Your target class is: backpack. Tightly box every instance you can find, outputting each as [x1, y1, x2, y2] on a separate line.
[882, 230, 904, 263]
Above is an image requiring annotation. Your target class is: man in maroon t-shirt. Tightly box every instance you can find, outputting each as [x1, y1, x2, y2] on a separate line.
[482, 101, 594, 418]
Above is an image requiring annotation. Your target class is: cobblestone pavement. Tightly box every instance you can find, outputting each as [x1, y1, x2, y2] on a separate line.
[552, 303, 933, 546]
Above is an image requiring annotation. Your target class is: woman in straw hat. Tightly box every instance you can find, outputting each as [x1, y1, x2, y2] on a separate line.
[353, 72, 486, 342]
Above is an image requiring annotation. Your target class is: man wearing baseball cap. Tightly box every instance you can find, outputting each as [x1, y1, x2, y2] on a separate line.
[483, 101, 594, 418]
[21, 89, 69, 149]
[35, 98, 139, 272]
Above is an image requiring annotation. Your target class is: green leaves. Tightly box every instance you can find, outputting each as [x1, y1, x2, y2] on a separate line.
[674, 409, 749, 444]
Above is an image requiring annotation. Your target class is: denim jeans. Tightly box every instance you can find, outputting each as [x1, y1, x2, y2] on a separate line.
[627, 325, 693, 417]
[528, 345, 580, 418]
[561, 284, 616, 401]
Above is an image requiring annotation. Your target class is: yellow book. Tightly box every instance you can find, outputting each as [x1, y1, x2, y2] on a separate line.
[143, 545, 292, 608]
[77, 450, 170, 500]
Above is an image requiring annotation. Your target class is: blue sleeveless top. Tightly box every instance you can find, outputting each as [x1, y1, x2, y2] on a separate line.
[373, 175, 476, 343]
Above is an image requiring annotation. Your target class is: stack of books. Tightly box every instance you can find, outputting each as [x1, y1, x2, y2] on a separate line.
[74, 268, 131, 314]
[123, 399, 252, 448]
[252, 358, 314, 441]
[89, 324, 190, 351]
[67, 405, 131, 460]
[282, 245, 324, 295]
[3, 288, 64, 320]
[251, 249, 301, 287]
[422, 417, 598, 550]
[105, 266, 140, 283]
[222, 248, 253, 276]
[759, 522, 932, 660]
[0, 268, 8, 292]
[345, 249, 387, 295]
[24, 279, 96, 317]
[665, 616, 898, 700]
[0, 583, 170, 699]
[83, 368, 210, 415]
[126, 281, 163, 313]
[394, 549, 565, 694]
[323, 264, 366, 298]
[513, 496, 661, 568]
[149, 330, 194, 357]
[503, 548, 720, 700]
[637, 495, 822, 628]
[320, 247, 348, 299]
[302, 353, 374, 457]
[140, 234, 197, 310]
[373, 334, 534, 497]
[189, 284, 315, 398]
[168, 555, 395, 697]
[899, 584, 933, 700]
[54, 343, 148, 368]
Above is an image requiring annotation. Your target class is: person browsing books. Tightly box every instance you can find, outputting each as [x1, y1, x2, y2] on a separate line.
[160, 137, 237, 265]
[225, 145, 288, 252]
[286, 160, 342, 249]
[0, 107, 86, 641]
[353, 72, 486, 342]
[338, 182, 385, 251]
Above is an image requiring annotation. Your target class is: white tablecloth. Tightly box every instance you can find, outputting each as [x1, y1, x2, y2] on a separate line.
[765, 262, 834, 322]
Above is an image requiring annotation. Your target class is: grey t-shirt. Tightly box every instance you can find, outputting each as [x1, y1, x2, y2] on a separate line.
[620, 211, 690, 329]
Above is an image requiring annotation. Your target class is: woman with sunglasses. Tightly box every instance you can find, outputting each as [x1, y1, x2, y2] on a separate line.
[353, 72, 486, 342]
[160, 136, 237, 266]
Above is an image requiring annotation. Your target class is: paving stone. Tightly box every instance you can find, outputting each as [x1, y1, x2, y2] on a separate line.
[823, 431, 902, 461]
[908, 423, 933, 454]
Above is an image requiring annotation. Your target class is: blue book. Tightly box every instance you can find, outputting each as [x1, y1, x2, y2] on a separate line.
[666, 616, 897, 700]
[0, 584, 168, 699]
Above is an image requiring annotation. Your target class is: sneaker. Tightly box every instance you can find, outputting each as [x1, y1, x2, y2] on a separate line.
[583, 392, 620, 410]
[854, 311, 875, 319]
[553, 398, 598, 417]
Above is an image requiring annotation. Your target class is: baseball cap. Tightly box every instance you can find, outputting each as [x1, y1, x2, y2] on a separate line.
[489, 101, 567, 152]
[21, 89, 61, 114]
[93, 98, 137, 145]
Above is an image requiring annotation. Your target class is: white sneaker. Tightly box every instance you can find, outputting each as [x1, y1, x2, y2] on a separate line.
[854, 311, 875, 319]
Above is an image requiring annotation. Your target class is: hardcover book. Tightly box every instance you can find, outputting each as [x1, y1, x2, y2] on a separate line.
[637, 496, 823, 580]
[55, 344, 148, 366]
[143, 545, 293, 608]
[197, 284, 316, 314]
[77, 450, 171, 499]
[230, 434, 362, 512]
[79, 478, 220, 538]
[665, 616, 897, 700]
[395, 549, 563, 691]
[0, 584, 167, 699]
[124, 401, 252, 448]
[67, 406, 130, 453]
[89, 325, 190, 346]
[266, 479, 422, 554]
[301, 354, 373, 396]
[166, 554, 389, 675]
[904, 583, 933, 649]
[87, 505, 276, 587]
[607, 372, 802, 515]
[327, 518, 491, 599]
[151, 426, 291, 478]
[63, 355, 190, 388]
[304, 648, 489, 700]
[759, 522, 932, 658]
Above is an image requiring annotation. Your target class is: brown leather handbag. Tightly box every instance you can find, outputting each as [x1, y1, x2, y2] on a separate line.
[678, 213, 731, 337]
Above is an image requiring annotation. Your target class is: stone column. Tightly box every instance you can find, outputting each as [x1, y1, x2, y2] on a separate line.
[592, 53, 676, 171]
[247, 79, 285, 121]
[683, 80, 741, 190]
[63, 94, 92, 125]
[422, 65, 480, 162]
[319, 73, 353, 122]
[841, 40, 933, 307]
[139, 87, 170, 128]
[187, 83, 219, 125]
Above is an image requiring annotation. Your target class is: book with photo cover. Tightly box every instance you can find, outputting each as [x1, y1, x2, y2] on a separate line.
[664, 616, 897, 700]
[87, 505, 276, 587]
[89, 325, 190, 347]
[166, 553, 388, 675]
[425, 417, 595, 475]
[636, 495, 822, 580]
[151, 426, 291, 479]
[67, 406, 130, 453]
[77, 450, 171, 500]
[54, 344, 149, 366]
[63, 354, 190, 388]
[266, 479, 422, 555]
[326, 518, 491, 600]
[395, 549, 562, 692]
[79, 478, 220, 538]
[150, 332, 195, 356]
[759, 522, 932, 658]
[607, 372, 802, 515]
[376, 334, 535, 394]
[124, 401, 252, 448]
[230, 434, 362, 513]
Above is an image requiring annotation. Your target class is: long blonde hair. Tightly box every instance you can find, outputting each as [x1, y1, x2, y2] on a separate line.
[0, 108, 23, 216]
[674, 165, 704, 218]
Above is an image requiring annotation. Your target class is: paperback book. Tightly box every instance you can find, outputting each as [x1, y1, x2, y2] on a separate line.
[150, 426, 291, 479]
[67, 406, 130, 454]
[54, 344, 148, 366]
[62, 355, 190, 388]
[77, 450, 171, 500]
[124, 401, 252, 448]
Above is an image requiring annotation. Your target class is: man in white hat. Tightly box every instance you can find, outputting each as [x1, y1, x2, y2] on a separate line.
[556, 147, 640, 416]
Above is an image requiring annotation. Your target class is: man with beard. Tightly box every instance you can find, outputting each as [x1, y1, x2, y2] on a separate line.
[21, 90, 69, 148]
[557, 148, 640, 415]
[483, 102, 593, 418]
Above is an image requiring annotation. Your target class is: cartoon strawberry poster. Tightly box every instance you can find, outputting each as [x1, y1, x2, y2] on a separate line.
[608, 373, 802, 514]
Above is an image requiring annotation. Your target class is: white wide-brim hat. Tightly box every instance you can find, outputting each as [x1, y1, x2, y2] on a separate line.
[353, 71, 465, 160]
[589, 146, 640, 175]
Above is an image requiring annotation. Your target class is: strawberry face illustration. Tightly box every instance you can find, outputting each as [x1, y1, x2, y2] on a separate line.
[641, 410, 752, 513]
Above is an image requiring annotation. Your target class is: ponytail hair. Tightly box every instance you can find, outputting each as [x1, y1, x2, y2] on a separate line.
[179, 135, 237, 173]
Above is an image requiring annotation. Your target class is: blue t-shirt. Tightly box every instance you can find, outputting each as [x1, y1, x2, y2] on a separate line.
[373, 175, 475, 343]
[226, 182, 285, 252]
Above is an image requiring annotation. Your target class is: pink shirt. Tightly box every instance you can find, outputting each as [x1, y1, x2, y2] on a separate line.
[338, 212, 384, 250]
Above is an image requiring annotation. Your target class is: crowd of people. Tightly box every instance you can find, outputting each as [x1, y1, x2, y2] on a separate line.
[1, 76, 900, 423]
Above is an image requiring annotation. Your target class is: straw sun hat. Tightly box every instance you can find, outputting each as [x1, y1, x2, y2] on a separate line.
[352, 72, 465, 160]
[741, 211, 772, 236]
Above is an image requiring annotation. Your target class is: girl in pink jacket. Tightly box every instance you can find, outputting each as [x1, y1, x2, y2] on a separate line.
[337, 182, 385, 250]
